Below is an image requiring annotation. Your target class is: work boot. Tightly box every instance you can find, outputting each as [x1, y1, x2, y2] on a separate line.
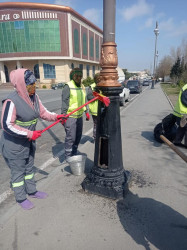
[18, 199, 34, 210]
[173, 142, 187, 148]
[29, 191, 48, 199]
[180, 115, 187, 128]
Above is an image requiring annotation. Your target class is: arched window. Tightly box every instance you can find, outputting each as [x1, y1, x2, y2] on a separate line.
[43, 63, 56, 79]
[34, 64, 40, 79]
[86, 65, 90, 77]
[83, 33, 87, 56]
[96, 40, 99, 59]
[4, 65, 9, 82]
[89, 37, 94, 58]
[79, 64, 83, 71]
[92, 66, 95, 77]
[74, 28, 79, 54]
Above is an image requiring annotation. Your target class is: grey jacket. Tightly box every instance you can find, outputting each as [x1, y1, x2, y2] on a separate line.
[1, 92, 40, 159]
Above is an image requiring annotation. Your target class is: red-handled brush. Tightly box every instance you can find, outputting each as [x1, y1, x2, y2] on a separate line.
[41, 92, 110, 133]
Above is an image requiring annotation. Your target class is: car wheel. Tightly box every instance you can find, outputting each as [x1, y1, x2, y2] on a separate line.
[120, 96, 125, 106]
[127, 94, 130, 102]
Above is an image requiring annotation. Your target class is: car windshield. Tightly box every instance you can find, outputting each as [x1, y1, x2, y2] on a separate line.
[127, 81, 138, 87]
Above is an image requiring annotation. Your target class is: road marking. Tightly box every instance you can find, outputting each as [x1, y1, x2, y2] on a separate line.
[0, 189, 13, 204]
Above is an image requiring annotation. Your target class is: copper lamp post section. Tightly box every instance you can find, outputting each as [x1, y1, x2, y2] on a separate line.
[98, 42, 121, 87]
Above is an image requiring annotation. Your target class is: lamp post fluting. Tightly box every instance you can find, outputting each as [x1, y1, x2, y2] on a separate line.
[82, 0, 129, 199]
[151, 21, 159, 89]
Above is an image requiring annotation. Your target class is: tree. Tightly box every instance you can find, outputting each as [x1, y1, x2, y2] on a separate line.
[156, 55, 173, 80]
[170, 57, 184, 83]
[122, 69, 138, 79]
[82, 76, 94, 87]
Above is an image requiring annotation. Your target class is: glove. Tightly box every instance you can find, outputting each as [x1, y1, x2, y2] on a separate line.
[85, 112, 90, 121]
[31, 130, 42, 141]
[57, 114, 67, 120]
[57, 114, 67, 124]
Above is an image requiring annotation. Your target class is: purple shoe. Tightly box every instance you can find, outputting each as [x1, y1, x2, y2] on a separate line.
[18, 199, 34, 210]
[29, 191, 48, 199]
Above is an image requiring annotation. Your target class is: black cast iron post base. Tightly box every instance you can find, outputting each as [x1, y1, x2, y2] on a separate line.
[151, 79, 155, 89]
[82, 87, 129, 200]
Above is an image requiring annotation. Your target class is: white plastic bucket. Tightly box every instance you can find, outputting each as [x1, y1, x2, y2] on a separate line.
[66, 155, 86, 175]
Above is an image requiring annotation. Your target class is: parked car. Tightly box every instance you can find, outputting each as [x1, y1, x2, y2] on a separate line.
[127, 80, 142, 93]
[142, 80, 149, 86]
[119, 81, 130, 106]
[51, 82, 65, 90]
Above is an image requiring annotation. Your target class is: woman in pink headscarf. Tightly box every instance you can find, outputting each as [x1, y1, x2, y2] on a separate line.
[0, 68, 64, 210]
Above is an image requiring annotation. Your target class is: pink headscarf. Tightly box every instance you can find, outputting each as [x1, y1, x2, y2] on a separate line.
[10, 68, 35, 109]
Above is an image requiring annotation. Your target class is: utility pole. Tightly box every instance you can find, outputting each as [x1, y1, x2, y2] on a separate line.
[151, 21, 159, 89]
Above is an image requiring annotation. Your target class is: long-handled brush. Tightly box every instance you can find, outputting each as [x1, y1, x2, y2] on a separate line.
[41, 92, 110, 133]
[160, 135, 187, 163]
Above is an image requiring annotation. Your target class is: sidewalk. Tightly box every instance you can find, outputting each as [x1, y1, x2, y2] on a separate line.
[0, 84, 186, 250]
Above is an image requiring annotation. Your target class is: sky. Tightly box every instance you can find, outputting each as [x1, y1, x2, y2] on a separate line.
[1, 0, 187, 72]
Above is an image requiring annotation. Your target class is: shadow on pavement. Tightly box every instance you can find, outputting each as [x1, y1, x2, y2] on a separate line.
[33, 166, 49, 176]
[80, 135, 94, 145]
[117, 191, 187, 250]
[141, 130, 162, 147]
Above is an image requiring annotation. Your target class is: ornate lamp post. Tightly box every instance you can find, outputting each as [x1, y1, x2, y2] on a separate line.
[82, 0, 129, 199]
[151, 21, 159, 89]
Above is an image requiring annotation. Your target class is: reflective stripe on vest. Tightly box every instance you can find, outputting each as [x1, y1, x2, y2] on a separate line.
[25, 173, 34, 180]
[12, 180, 24, 188]
[67, 80, 86, 118]
[88, 82, 98, 116]
[15, 118, 38, 126]
[173, 84, 187, 118]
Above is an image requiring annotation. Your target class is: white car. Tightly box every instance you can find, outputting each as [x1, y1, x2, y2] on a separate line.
[119, 82, 130, 106]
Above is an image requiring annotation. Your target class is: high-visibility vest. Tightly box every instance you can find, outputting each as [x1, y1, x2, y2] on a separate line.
[88, 82, 98, 116]
[66, 80, 86, 118]
[173, 84, 187, 118]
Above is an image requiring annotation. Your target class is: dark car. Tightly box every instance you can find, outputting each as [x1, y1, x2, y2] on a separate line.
[142, 80, 149, 86]
[127, 80, 142, 93]
[51, 82, 65, 90]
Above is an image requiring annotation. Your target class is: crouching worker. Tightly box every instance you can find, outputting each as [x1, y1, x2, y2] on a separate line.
[0, 68, 64, 210]
[173, 83, 187, 148]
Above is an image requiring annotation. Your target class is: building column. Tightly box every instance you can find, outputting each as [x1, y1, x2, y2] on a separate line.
[16, 60, 22, 69]
[0, 62, 6, 83]
[39, 60, 44, 82]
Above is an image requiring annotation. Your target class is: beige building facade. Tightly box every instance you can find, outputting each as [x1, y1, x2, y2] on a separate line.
[0, 2, 103, 86]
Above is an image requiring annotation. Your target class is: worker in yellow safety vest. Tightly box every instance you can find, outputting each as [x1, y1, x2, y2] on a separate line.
[87, 73, 100, 141]
[173, 83, 187, 148]
[61, 68, 90, 159]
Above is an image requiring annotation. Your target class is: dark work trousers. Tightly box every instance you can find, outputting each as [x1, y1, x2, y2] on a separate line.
[4, 146, 37, 202]
[92, 115, 97, 139]
[174, 117, 187, 146]
[64, 117, 83, 158]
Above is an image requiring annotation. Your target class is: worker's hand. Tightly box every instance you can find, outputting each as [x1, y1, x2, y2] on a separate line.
[57, 114, 67, 120]
[85, 112, 90, 121]
[57, 114, 67, 124]
[31, 130, 42, 141]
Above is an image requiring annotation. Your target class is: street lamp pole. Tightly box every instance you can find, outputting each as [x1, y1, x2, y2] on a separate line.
[151, 21, 159, 89]
[155, 50, 159, 78]
[82, 0, 129, 199]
